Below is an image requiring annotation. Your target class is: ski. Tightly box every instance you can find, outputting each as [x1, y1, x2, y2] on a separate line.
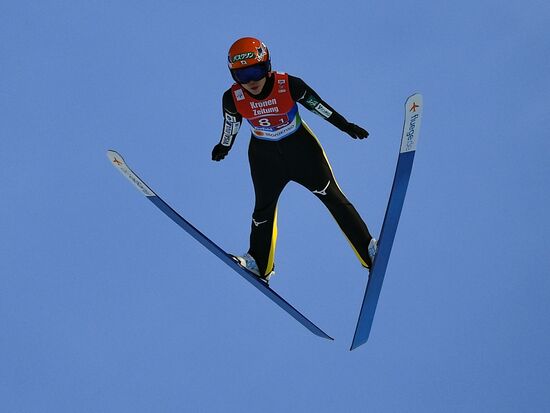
[107, 150, 333, 340]
[350, 93, 424, 350]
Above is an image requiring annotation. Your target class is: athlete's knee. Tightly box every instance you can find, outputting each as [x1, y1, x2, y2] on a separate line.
[253, 201, 277, 218]
[311, 179, 332, 197]
[311, 180, 350, 205]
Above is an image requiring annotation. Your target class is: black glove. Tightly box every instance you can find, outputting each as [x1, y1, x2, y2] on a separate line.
[344, 123, 369, 140]
[212, 143, 230, 161]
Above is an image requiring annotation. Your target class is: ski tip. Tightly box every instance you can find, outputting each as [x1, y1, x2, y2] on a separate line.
[401, 93, 423, 154]
[107, 150, 131, 170]
[107, 149, 124, 164]
[407, 92, 422, 100]
[405, 93, 423, 109]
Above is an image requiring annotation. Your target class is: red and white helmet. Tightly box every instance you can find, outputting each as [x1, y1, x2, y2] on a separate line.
[227, 37, 271, 83]
[228, 37, 270, 69]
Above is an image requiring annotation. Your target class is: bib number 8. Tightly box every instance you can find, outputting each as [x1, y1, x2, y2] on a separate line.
[258, 118, 271, 127]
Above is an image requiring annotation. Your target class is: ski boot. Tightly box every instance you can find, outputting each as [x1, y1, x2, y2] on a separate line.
[233, 253, 274, 284]
[367, 238, 378, 269]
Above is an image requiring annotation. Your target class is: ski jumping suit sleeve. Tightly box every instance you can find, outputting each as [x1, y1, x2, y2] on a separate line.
[220, 73, 373, 276]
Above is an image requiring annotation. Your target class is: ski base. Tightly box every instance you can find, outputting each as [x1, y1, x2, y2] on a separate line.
[350, 93, 423, 350]
[107, 150, 333, 341]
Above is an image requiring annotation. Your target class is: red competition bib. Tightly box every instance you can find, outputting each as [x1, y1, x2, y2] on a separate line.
[231, 72, 301, 140]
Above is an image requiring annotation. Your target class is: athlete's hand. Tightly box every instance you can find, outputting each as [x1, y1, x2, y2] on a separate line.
[212, 143, 230, 161]
[344, 123, 369, 140]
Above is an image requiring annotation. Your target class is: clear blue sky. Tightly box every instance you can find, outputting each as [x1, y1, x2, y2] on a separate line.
[2, 1, 549, 412]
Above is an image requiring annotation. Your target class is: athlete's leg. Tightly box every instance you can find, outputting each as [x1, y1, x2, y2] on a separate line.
[248, 138, 289, 276]
[288, 125, 375, 268]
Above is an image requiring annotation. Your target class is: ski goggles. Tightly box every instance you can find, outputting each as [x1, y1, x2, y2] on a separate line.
[231, 62, 270, 84]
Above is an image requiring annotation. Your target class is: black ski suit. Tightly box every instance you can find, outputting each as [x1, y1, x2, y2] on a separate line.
[212, 73, 373, 276]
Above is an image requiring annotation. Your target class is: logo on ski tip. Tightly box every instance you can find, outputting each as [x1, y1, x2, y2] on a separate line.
[409, 101, 420, 112]
[112, 157, 123, 166]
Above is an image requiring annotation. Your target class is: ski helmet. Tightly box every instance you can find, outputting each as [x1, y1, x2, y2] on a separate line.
[228, 37, 271, 83]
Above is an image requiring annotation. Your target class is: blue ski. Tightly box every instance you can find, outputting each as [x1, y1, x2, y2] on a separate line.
[107, 150, 333, 340]
[350, 93, 424, 350]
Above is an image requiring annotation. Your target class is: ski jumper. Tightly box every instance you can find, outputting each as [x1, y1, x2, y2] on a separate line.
[218, 72, 373, 276]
